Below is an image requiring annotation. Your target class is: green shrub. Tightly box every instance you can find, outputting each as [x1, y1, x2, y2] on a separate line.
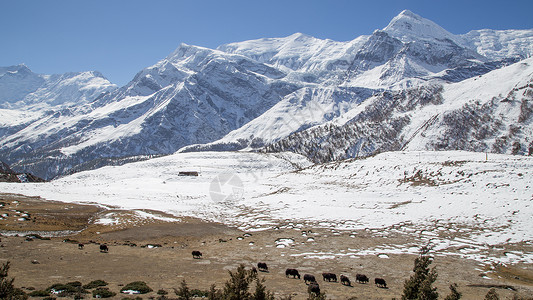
[208, 284, 222, 300]
[28, 290, 50, 297]
[175, 264, 276, 300]
[191, 289, 209, 297]
[174, 281, 211, 299]
[13, 288, 29, 300]
[174, 280, 191, 300]
[120, 281, 152, 294]
[92, 288, 116, 298]
[46, 282, 87, 297]
[73, 293, 84, 300]
[46, 284, 72, 293]
[222, 264, 255, 299]
[82, 280, 108, 289]
[66, 281, 82, 288]
[157, 289, 168, 295]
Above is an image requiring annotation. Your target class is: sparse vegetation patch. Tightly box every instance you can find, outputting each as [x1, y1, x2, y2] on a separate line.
[82, 280, 108, 290]
[92, 287, 116, 298]
[120, 281, 152, 294]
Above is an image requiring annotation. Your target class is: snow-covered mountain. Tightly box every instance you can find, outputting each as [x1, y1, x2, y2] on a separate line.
[185, 10, 532, 152]
[0, 64, 116, 110]
[0, 45, 298, 179]
[263, 57, 533, 162]
[1, 10, 532, 179]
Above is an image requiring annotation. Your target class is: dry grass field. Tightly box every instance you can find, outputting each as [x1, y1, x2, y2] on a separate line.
[1, 193, 532, 299]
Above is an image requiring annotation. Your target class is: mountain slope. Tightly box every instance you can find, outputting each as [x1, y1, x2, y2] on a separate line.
[0, 45, 299, 179]
[263, 57, 533, 162]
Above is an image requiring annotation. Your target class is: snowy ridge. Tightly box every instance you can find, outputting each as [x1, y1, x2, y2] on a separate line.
[180, 86, 376, 152]
[218, 33, 369, 84]
[0, 65, 116, 110]
[461, 29, 533, 60]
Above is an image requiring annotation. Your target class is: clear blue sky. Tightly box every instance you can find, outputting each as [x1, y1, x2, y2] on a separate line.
[1, 0, 532, 86]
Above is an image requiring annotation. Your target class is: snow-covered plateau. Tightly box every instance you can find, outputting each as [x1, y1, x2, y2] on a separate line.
[1, 150, 531, 264]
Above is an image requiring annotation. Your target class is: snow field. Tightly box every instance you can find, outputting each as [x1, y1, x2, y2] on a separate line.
[0, 150, 531, 264]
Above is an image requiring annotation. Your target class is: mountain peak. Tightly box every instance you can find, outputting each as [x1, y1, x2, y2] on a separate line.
[397, 9, 419, 18]
[288, 32, 313, 40]
[383, 9, 457, 43]
[4, 63, 33, 76]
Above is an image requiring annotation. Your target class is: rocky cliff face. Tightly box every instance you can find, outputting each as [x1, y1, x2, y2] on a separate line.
[0, 161, 45, 183]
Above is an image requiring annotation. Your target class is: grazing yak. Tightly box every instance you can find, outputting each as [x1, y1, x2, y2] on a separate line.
[307, 282, 320, 295]
[303, 274, 316, 284]
[192, 250, 202, 259]
[375, 277, 387, 288]
[340, 275, 351, 286]
[99, 244, 108, 253]
[285, 268, 300, 279]
[78, 243, 84, 250]
[322, 272, 337, 282]
[257, 262, 268, 272]
[355, 274, 369, 283]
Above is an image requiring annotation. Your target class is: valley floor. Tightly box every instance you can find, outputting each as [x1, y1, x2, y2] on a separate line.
[1, 194, 532, 299]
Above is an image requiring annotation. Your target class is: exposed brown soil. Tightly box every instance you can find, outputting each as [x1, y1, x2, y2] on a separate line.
[0, 193, 102, 232]
[1, 193, 532, 299]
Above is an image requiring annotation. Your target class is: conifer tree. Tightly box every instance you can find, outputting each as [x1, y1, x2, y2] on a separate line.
[250, 278, 274, 300]
[484, 288, 499, 300]
[401, 245, 439, 300]
[444, 283, 461, 300]
[222, 264, 255, 300]
[175, 280, 191, 300]
[208, 284, 222, 300]
[0, 262, 27, 300]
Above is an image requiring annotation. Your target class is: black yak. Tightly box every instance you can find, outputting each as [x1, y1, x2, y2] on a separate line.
[99, 244, 108, 253]
[375, 277, 387, 288]
[285, 268, 300, 279]
[340, 275, 351, 286]
[308, 282, 320, 295]
[356, 274, 369, 283]
[303, 274, 316, 284]
[192, 250, 202, 259]
[257, 262, 268, 272]
[322, 272, 337, 282]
